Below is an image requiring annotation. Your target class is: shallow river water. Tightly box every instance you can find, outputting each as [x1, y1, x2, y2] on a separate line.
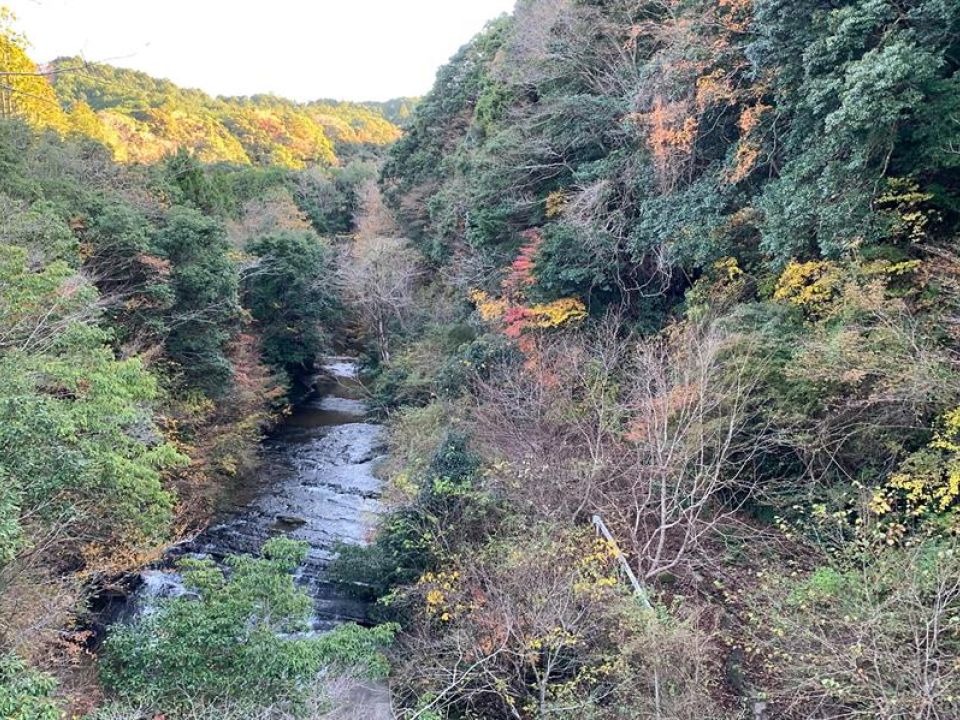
[130, 359, 385, 630]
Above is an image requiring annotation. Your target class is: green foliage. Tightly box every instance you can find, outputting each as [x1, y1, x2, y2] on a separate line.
[435, 331, 515, 395]
[365, 97, 419, 126]
[534, 222, 618, 302]
[786, 566, 845, 606]
[329, 431, 498, 606]
[290, 161, 375, 235]
[0, 196, 78, 264]
[4, 1, 960, 716]
[0, 7, 406, 171]
[0, 653, 62, 720]
[363, 315, 503, 415]
[0, 470, 20, 564]
[375, 7, 960, 713]
[155, 206, 240, 395]
[100, 537, 397, 712]
[0, 244, 182, 563]
[47, 57, 402, 167]
[385, 0, 960, 295]
[381, 16, 511, 249]
[0, 15, 388, 710]
[243, 230, 338, 374]
[422, 431, 480, 496]
[751, 0, 959, 260]
[0, 88, 364, 594]
[0, 15, 69, 132]
[164, 147, 225, 213]
[82, 200, 175, 349]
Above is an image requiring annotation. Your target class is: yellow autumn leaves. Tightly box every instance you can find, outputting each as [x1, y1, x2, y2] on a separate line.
[870, 407, 960, 529]
[469, 289, 587, 337]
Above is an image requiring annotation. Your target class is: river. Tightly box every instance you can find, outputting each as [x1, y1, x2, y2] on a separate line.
[129, 358, 385, 630]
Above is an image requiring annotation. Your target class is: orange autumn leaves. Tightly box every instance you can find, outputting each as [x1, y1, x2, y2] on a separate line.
[470, 229, 586, 343]
[728, 101, 771, 183]
[625, 0, 766, 189]
[642, 98, 700, 190]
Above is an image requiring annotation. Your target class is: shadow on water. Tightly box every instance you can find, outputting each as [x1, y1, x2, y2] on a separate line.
[116, 359, 385, 633]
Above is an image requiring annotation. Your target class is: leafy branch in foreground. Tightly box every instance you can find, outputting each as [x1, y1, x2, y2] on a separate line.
[100, 537, 397, 715]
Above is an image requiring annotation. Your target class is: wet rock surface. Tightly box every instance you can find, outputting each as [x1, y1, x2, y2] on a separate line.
[129, 359, 385, 630]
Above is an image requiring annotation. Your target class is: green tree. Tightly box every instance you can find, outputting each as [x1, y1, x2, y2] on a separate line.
[0, 244, 182, 565]
[154, 206, 240, 396]
[0, 653, 61, 720]
[0, 8, 69, 132]
[244, 229, 338, 375]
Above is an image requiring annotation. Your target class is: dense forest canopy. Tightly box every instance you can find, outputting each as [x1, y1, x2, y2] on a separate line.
[4, 1, 960, 718]
[46, 58, 414, 167]
[0, 20, 413, 169]
[366, 0, 960, 717]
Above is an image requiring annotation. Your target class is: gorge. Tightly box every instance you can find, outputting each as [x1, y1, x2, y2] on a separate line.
[3, 1, 960, 719]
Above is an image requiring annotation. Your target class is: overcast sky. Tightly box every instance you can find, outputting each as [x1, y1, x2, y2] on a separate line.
[7, 0, 516, 101]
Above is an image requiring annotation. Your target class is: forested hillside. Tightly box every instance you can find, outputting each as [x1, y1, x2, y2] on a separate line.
[341, 0, 960, 717]
[48, 59, 411, 166]
[0, 16, 410, 169]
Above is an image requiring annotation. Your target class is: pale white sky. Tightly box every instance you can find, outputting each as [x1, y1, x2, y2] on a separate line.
[7, 0, 516, 101]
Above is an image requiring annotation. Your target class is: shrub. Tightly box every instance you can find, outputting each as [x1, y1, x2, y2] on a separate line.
[99, 537, 397, 714]
[395, 527, 723, 719]
[329, 431, 500, 607]
[0, 653, 62, 720]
